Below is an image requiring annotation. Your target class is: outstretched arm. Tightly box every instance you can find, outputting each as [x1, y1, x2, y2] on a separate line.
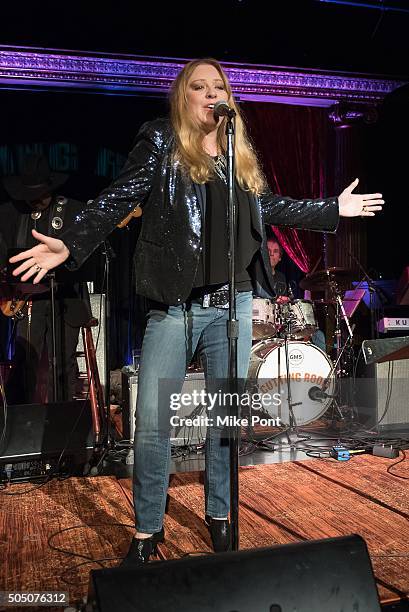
[260, 178, 383, 231]
[10, 229, 70, 283]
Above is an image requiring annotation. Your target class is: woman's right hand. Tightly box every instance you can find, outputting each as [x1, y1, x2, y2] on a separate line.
[9, 229, 71, 283]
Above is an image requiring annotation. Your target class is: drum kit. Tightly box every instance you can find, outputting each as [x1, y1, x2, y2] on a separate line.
[248, 267, 356, 431]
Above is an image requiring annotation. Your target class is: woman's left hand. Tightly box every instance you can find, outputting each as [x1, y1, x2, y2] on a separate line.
[338, 178, 384, 217]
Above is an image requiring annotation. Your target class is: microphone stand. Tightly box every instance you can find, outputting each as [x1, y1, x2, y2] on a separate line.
[101, 240, 115, 448]
[282, 319, 302, 440]
[225, 112, 240, 552]
[85, 240, 116, 475]
[49, 272, 58, 402]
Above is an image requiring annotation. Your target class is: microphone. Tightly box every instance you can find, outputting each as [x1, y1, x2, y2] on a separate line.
[212, 100, 236, 119]
[308, 386, 336, 402]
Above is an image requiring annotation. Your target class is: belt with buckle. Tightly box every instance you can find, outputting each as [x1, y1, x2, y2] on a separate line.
[202, 284, 230, 309]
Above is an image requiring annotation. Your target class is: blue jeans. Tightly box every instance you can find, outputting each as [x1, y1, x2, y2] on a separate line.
[133, 292, 253, 533]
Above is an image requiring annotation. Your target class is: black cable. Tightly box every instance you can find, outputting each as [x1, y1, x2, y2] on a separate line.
[304, 450, 332, 459]
[0, 475, 53, 496]
[59, 558, 122, 586]
[376, 360, 394, 426]
[0, 366, 7, 451]
[47, 522, 134, 555]
[386, 450, 409, 480]
[47, 521, 143, 585]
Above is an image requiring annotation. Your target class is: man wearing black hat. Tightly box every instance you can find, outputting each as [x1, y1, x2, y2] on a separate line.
[0, 153, 92, 404]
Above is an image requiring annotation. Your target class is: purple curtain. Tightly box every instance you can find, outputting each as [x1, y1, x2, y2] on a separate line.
[242, 102, 335, 273]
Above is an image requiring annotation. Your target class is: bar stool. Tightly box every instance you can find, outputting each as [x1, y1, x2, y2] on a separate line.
[77, 317, 106, 445]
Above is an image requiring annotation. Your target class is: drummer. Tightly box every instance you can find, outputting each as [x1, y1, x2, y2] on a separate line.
[266, 237, 287, 299]
[267, 237, 327, 352]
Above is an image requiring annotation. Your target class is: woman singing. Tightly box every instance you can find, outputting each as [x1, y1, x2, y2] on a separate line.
[10, 58, 383, 565]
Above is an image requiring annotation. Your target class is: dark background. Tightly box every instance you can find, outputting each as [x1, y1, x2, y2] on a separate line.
[1, 0, 407, 272]
[2, 0, 409, 77]
[0, 0, 407, 367]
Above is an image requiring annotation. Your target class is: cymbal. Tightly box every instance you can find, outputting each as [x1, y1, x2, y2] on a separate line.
[300, 267, 354, 291]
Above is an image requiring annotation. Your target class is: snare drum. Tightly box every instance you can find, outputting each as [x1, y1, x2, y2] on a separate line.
[279, 299, 317, 339]
[252, 298, 279, 341]
[247, 340, 334, 426]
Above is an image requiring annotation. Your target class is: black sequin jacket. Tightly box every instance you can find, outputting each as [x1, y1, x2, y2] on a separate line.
[62, 118, 339, 305]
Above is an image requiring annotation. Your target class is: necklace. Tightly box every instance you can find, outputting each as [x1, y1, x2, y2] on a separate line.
[213, 154, 227, 183]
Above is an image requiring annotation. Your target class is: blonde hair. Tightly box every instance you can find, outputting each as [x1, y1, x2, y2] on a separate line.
[169, 58, 266, 195]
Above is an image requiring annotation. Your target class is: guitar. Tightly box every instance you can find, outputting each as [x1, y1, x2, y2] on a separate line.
[0, 279, 49, 319]
[117, 204, 142, 228]
[0, 296, 27, 318]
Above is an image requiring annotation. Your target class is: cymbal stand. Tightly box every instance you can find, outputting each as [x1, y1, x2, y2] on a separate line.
[324, 277, 355, 424]
[328, 277, 353, 374]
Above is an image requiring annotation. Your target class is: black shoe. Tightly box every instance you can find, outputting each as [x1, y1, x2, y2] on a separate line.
[120, 528, 165, 567]
[205, 515, 231, 553]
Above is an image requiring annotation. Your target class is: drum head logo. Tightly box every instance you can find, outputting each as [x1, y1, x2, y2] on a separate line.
[289, 348, 304, 366]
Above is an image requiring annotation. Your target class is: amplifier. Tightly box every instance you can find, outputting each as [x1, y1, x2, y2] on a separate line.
[356, 358, 409, 429]
[121, 370, 207, 448]
[0, 400, 94, 482]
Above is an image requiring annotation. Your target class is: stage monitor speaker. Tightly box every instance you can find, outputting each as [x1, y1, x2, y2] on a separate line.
[88, 534, 381, 612]
[77, 293, 106, 390]
[122, 370, 206, 446]
[0, 400, 94, 481]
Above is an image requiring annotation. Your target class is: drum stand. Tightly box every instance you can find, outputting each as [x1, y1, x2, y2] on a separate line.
[281, 318, 303, 442]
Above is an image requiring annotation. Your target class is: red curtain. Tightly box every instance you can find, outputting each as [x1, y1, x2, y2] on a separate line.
[242, 102, 335, 273]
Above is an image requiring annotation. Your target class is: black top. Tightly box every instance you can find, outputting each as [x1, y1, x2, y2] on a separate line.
[271, 269, 287, 297]
[193, 166, 260, 292]
[60, 118, 340, 306]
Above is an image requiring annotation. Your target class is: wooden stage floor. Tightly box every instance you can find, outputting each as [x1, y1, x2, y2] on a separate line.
[1, 454, 408, 610]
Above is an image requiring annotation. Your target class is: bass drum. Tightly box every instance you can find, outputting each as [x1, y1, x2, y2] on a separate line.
[247, 340, 334, 426]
